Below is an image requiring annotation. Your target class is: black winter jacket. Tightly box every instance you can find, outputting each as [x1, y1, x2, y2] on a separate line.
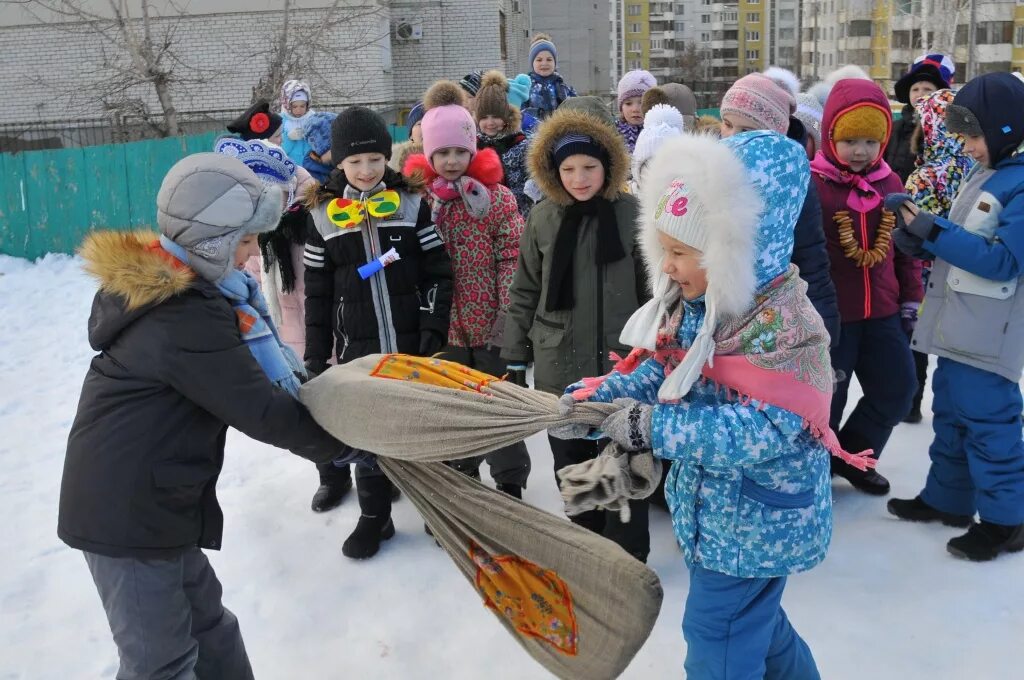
[885, 105, 919, 184]
[59, 231, 342, 559]
[303, 169, 453, 366]
[792, 181, 841, 347]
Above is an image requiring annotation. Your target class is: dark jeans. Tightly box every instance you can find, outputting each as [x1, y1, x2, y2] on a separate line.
[548, 435, 651, 562]
[829, 314, 916, 458]
[84, 548, 253, 680]
[439, 345, 532, 488]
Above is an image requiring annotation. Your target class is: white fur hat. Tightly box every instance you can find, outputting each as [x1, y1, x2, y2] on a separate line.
[631, 104, 685, 184]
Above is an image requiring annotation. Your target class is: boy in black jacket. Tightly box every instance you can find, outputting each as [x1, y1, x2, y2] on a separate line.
[303, 106, 453, 559]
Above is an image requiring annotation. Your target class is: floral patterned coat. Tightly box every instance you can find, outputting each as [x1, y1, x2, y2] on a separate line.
[587, 298, 833, 579]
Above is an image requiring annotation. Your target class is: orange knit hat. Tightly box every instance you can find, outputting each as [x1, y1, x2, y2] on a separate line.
[832, 105, 889, 143]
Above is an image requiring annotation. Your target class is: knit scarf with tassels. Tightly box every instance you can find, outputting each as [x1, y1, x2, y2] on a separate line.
[582, 267, 876, 471]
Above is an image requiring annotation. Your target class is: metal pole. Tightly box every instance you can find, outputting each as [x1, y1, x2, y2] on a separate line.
[966, 0, 977, 81]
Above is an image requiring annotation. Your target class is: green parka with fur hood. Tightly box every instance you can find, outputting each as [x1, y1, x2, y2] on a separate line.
[501, 101, 648, 394]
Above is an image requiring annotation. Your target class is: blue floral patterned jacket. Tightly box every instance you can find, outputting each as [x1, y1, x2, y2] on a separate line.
[581, 131, 833, 579]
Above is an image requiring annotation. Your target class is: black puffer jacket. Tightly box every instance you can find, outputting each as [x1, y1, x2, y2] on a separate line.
[302, 168, 453, 366]
[885, 104, 919, 184]
[792, 181, 841, 347]
[59, 231, 342, 559]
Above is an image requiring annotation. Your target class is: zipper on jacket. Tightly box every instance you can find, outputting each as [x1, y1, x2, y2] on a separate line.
[860, 212, 872, 319]
[364, 190, 394, 353]
[336, 297, 350, 361]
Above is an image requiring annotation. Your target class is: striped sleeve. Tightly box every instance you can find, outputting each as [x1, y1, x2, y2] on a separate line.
[417, 224, 444, 251]
[303, 243, 326, 269]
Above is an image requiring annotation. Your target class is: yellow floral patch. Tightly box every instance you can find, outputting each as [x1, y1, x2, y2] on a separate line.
[370, 354, 498, 392]
[469, 542, 579, 656]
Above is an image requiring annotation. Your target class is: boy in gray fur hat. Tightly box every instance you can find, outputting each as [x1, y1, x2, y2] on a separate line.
[59, 153, 354, 679]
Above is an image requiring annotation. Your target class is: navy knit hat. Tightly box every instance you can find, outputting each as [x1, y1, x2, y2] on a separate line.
[459, 71, 484, 97]
[530, 33, 557, 66]
[894, 54, 955, 104]
[552, 132, 609, 171]
[406, 102, 425, 136]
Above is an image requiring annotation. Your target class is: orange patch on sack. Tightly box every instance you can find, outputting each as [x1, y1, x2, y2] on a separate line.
[469, 542, 578, 656]
[235, 309, 258, 335]
[370, 354, 498, 392]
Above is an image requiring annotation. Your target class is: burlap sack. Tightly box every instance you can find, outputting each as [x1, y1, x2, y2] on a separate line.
[299, 354, 664, 679]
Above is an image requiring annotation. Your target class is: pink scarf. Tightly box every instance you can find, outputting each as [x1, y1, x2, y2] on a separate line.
[576, 268, 876, 470]
[810, 152, 894, 213]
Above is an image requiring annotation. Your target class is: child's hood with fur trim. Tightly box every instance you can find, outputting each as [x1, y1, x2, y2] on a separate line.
[527, 108, 631, 206]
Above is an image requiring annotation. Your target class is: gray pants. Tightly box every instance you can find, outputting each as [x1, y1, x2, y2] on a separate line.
[84, 548, 254, 680]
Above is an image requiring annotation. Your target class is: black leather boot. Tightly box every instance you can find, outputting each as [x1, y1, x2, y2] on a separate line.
[342, 475, 395, 559]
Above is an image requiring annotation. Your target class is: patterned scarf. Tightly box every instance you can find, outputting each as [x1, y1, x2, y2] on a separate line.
[907, 91, 974, 218]
[810, 152, 894, 213]
[430, 175, 492, 220]
[580, 267, 875, 470]
[616, 120, 642, 154]
[160, 236, 305, 397]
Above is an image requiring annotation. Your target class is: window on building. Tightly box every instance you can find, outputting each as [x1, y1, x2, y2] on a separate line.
[747, 13, 760, 23]
[892, 63, 909, 80]
[748, 0, 759, 3]
[701, 14, 710, 24]
[891, 30, 910, 48]
[746, 49, 760, 60]
[630, 40, 641, 51]
[779, 9, 795, 21]
[980, 61, 1013, 74]
[702, 0, 711, 4]
[651, 39, 663, 49]
[746, 31, 760, 42]
[627, 3, 642, 16]
[701, 31, 711, 41]
[848, 20, 872, 37]
[828, 26, 834, 40]
[499, 11, 508, 60]
[675, 21, 686, 31]
[779, 46, 796, 60]
[1017, 26, 1024, 47]
[630, 22, 641, 33]
[976, 22, 1014, 45]
[779, 28, 794, 40]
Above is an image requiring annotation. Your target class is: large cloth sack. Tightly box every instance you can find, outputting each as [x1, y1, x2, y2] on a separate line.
[299, 354, 663, 679]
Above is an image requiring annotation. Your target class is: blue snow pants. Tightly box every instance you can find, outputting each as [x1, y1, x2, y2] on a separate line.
[921, 358, 1024, 525]
[683, 566, 820, 680]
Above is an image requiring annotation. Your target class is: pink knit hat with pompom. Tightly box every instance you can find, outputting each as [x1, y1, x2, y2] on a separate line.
[420, 80, 477, 169]
[720, 73, 796, 135]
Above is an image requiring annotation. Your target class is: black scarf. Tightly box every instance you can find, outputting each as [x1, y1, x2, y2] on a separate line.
[258, 208, 309, 293]
[546, 197, 626, 312]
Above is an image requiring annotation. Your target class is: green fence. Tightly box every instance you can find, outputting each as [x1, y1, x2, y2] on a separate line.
[0, 132, 221, 260]
[0, 124, 408, 261]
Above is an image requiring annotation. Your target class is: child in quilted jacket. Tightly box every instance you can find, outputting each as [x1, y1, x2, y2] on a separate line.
[525, 33, 578, 120]
[901, 89, 974, 423]
[474, 71, 534, 219]
[403, 81, 531, 497]
[558, 131, 848, 678]
[811, 78, 923, 496]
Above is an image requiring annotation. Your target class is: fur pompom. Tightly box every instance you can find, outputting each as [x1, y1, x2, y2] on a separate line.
[643, 103, 684, 131]
[481, 70, 509, 92]
[424, 81, 468, 110]
[640, 86, 670, 114]
[763, 67, 801, 98]
[532, 32, 553, 44]
[826, 65, 872, 85]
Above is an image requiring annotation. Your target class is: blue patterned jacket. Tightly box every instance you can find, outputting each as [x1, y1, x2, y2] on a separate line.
[581, 131, 833, 579]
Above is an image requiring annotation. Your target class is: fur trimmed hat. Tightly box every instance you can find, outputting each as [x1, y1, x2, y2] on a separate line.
[157, 153, 283, 284]
[475, 70, 523, 132]
[330, 106, 392, 163]
[421, 80, 477, 165]
[620, 131, 808, 400]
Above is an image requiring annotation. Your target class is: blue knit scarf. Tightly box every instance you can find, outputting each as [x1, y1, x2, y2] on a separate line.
[160, 236, 305, 397]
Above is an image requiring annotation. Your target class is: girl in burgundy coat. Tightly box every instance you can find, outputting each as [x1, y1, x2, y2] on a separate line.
[811, 78, 924, 496]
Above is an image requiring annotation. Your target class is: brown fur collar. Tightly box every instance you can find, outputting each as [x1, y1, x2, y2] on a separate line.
[79, 230, 195, 311]
[527, 107, 631, 206]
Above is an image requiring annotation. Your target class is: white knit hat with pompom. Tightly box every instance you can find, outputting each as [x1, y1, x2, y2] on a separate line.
[632, 104, 685, 183]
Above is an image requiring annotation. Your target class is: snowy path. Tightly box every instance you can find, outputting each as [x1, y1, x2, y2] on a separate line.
[1, 254, 1019, 679]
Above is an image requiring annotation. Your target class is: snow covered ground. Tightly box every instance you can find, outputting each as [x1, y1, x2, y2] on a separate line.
[2, 253, 1021, 679]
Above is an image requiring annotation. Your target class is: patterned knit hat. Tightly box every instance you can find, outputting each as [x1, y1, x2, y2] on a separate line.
[833, 106, 889, 143]
[421, 80, 477, 166]
[894, 54, 955, 104]
[280, 79, 311, 111]
[459, 70, 484, 97]
[794, 93, 824, 150]
[530, 33, 557, 65]
[617, 70, 657, 108]
[213, 136, 297, 206]
[720, 74, 795, 135]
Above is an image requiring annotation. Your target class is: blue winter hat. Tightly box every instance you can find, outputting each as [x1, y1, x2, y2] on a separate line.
[406, 102, 425, 136]
[304, 112, 337, 157]
[213, 136, 296, 186]
[946, 72, 1024, 165]
[894, 54, 955, 104]
[508, 74, 532, 108]
[530, 33, 557, 66]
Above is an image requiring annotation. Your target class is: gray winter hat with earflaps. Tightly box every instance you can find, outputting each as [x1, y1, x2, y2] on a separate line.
[157, 152, 283, 284]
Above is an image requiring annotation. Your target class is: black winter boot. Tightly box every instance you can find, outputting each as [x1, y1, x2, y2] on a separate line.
[496, 483, 523, 500]
[887, 495, 973, 528]
[830, 457, 891, 496]
[342, 476, 395, 559]
[947, 522, 1024, 562]
[311, 463, 353, 513]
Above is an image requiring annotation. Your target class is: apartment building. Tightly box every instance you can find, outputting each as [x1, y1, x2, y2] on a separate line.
[531, 0, 612, 95]
[801, 0, 1024, 92]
